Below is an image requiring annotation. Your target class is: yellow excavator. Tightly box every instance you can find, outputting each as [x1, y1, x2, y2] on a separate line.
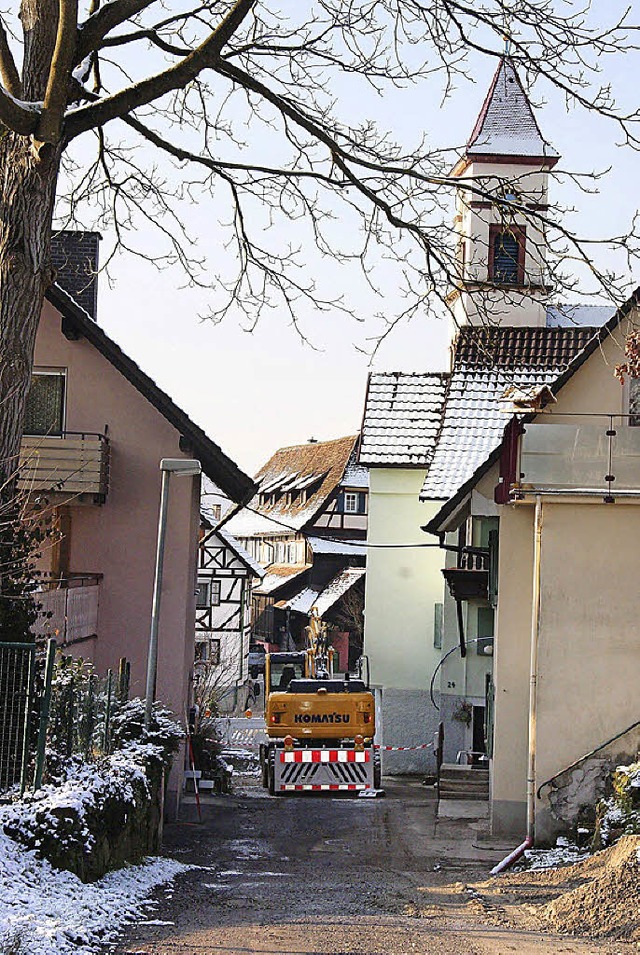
[259, 608, 380, 794]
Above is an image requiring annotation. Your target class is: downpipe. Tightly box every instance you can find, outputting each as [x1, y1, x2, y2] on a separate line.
[491, 497, 543, 876]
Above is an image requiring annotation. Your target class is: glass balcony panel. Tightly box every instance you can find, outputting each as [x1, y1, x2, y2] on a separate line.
[520, 424, 609, 490]
[611, 427, 640, 491]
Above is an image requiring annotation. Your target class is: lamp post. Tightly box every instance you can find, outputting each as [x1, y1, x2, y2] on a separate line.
[144, 458, 202, 728]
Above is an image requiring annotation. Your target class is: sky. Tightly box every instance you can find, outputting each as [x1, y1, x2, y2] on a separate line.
[69, 8, 640, 477]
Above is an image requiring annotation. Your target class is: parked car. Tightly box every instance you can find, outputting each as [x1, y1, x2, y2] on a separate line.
[248, 642, 266, 678]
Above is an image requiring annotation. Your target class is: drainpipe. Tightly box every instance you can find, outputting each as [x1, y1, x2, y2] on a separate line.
[491, 495, 543, 875]
[526, 495, 543, 844]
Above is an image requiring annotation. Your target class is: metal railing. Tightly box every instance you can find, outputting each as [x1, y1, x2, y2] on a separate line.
[18, 431, 110, 497]
[537, 717, 640, 799]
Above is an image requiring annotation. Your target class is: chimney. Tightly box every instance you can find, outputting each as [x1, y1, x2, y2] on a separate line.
[50, 231, 101, 320]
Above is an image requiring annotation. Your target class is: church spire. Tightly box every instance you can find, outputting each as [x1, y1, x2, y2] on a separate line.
[450, 58, 559, 330]
[465, 58, 559, 166]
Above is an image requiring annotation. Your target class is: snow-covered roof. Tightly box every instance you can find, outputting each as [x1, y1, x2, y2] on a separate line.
[420, 325, 597, 500]
[226, 435, 358, 538]
[466, 58, 559, 162]
[341, 457, 369, 489]
[283, 566, 365, 616]
[215, 528, 265, 578]
[308, 536, 367, 557]
[359, 372, 449, 468]
[224, 507, 294, 539]
[255, 563, 311, 595]
[546, 304, 616, 328]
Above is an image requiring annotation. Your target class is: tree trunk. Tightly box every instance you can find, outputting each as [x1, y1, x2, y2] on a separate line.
[0, 133, 60, 491]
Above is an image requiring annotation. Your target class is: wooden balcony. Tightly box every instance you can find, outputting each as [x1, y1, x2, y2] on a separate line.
[442, 550, 489, 601]
[18, 432, 109, 501]
[33, 574, 102, 647]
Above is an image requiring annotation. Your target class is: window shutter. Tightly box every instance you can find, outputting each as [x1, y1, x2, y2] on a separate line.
[336, 491, 345, 512]
[433, 602, 443, 649]
[488, 529, 499, 608]
[357, 492, 366, 514]
[492, 231, 519, 284]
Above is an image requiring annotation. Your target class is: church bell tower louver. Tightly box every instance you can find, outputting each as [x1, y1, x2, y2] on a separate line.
[450, 58, 560, 329]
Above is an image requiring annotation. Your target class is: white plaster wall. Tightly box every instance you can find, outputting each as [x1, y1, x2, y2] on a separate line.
[364, 469, 444, 690]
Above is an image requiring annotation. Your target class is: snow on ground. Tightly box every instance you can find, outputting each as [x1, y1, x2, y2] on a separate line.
[0, 826, 187, 955]
[521, 836, 590, 871]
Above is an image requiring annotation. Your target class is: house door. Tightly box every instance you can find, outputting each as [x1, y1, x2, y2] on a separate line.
[472, 705, 486, 764]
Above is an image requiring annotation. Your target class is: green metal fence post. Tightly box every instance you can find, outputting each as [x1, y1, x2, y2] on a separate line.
[34, 639, 56, 791]
[104, 668, 113, 753]
[19, 648, 36, 795]
[85, 672, 96, 758]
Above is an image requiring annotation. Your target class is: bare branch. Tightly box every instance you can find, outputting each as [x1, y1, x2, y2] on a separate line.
[0, 86, 39, 135]
[66, 0, 257, 139]
[75, 0, 156, 64]
[37, 0, 79, 146]
[0, 19, 21, 98]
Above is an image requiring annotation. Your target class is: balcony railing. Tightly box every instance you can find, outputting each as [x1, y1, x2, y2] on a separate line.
[513, 418, 640, 501]
[443, 548, 489, 601]
[33, 574, 101, 646]
[18, 432, 109, 499]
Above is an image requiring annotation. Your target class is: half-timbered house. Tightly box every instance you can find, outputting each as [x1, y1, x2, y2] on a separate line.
[194, 526, 263, 714]
[226, 436, 368, 660]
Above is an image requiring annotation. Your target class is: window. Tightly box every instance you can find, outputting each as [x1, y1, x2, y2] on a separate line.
[195, 640, 208, 662]
[24, 370, 66, 435]
[630, 378, 640, 426]
[344, 492, 358, 513]
[210, 504, 221, 522]
[476, 607, 495, 657]
[196, 579, 221, 607]
[489, 225, 525, 286]
[195, 638, 220, 664]
[340, 491, 366, 514]
[195, 580, 210, 608]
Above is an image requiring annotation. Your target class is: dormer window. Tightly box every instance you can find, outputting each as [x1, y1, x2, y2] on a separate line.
[489, 225, 525, 286]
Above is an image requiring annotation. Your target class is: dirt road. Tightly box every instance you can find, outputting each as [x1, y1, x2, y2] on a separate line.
[115, 774, 634, 955]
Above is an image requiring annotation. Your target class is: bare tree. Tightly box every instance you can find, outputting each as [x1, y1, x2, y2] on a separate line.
[0, 0, 639, 491]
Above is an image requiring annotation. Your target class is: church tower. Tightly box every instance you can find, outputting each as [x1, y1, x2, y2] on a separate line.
[451, 58, 560, 328]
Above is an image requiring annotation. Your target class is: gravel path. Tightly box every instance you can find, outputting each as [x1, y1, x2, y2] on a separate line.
[114, 774, 635, 955]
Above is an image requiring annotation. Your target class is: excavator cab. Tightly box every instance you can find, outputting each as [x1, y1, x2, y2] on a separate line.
[265, 652, 307, 697]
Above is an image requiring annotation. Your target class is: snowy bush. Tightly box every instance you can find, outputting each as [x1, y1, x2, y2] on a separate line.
[1, 700, 181, 881]
[110, 698, 183, 763]
[0, 927, 27, 955]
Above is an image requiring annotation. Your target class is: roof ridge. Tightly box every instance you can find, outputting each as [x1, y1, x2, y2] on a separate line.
[45, 283, 256, 504]
[272, 434, 357, 454]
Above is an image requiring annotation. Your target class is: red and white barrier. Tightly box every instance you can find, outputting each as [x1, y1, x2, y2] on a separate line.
[281, 783, 368, 792]
[280, 749, 370, 763]
[374, 742, 434, 752]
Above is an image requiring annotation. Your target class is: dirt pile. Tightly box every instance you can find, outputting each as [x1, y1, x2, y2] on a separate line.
[541, 836, 640, 941]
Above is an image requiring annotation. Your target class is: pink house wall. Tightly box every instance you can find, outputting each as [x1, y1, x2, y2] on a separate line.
[34, 302, 201, 807]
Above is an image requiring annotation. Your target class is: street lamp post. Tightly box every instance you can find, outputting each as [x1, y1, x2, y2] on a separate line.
[144, 458, 202, 729]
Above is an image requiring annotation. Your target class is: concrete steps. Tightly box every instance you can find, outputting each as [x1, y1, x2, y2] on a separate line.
[438, 763, 489, 801]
